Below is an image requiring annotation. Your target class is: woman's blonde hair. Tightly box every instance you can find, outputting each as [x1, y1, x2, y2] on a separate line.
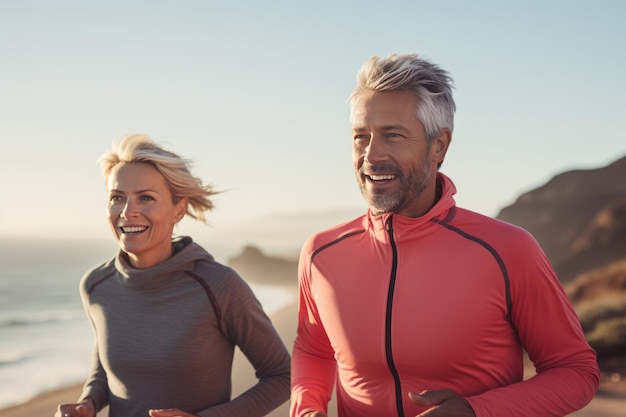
[98, 133, 217, 223]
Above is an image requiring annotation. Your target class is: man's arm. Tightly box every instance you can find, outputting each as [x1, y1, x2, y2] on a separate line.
[467, 233, 600, 416]
[290, 248, 337, 417]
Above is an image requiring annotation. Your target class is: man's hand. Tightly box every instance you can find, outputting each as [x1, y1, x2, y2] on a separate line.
[148, 409, 199, 417]
[409, 389, 476, 417]
[303, 412, 328, 417]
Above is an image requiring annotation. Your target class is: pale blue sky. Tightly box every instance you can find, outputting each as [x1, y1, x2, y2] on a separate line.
[1, 1, 625, 255]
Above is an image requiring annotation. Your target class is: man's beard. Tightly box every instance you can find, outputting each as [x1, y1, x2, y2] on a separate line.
[358, 156, 432, 216]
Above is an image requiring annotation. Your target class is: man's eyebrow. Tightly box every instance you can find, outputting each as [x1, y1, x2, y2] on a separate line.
[379, 124, 408, 131]
[352, 124, 407, 130]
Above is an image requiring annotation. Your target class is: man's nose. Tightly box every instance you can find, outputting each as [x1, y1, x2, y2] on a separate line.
[364, 135, 388, 164]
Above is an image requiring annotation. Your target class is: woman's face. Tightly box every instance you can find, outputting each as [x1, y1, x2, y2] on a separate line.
[106, 162, 187, 269]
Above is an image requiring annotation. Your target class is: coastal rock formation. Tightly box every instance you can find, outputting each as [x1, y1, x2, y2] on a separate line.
[227, 245, 298, 288]
[497, 156, 626, 283]
[497, 156, 626, 365]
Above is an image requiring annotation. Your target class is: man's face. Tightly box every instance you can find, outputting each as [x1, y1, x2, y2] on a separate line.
[351, 90, 446, 217]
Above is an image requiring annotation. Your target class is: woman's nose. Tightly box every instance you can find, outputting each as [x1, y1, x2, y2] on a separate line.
[120, 200, 137, 218]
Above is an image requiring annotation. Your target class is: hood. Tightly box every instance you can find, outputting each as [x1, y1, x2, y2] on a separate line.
[113, 236, 214, 290]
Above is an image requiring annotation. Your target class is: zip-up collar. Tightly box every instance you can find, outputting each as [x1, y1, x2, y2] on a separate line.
[364, 172, 457, 244]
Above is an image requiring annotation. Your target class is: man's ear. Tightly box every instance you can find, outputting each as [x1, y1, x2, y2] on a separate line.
[432, 128, 452, 166]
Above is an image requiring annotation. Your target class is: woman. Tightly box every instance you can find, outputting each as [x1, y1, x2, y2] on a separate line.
[56, 133, 291, 417]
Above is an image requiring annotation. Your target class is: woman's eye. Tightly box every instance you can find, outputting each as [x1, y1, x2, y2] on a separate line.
[109, 195, 123, 202]
[140, 195, 155, 201]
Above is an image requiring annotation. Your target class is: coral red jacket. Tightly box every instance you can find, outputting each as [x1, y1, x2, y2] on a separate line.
[291, 173, 599, 417]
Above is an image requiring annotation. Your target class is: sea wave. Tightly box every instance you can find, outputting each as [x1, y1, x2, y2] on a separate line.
[0, 309, 84, 329]
[0, 349, 35, 367]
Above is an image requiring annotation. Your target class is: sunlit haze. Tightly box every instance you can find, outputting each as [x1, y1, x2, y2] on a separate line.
[1, 1, 625, 257]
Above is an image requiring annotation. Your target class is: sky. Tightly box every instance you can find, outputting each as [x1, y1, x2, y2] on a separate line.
[1, 1, 625, 257]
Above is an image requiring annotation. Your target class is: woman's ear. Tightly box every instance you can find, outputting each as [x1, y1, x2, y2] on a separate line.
[174, 198, 189, 223]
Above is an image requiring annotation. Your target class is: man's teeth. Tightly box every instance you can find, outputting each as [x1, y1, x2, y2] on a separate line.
[121, 226, 148, 233]
[369, 174, 395, 181]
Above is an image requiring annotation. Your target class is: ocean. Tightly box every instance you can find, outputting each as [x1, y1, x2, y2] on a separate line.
[0, 238, 295, 410]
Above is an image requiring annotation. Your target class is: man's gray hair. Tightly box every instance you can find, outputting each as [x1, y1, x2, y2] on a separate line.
[350, 53, 456, 143]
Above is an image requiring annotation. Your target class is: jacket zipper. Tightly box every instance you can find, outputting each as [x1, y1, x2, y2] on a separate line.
[385, 215, 405, 417]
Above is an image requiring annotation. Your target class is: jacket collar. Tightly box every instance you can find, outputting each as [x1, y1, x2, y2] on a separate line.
[364, 172, 457, 243]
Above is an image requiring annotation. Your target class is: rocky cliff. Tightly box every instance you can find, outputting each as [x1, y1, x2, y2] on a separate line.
[496, 156, 626, 360]
[497, 156, 626, 283]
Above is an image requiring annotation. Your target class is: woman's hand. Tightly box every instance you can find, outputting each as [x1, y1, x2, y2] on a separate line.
[55, 398, 95, 417]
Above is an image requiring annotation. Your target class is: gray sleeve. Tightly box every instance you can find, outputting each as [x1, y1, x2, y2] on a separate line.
[78, 341, 109, 412]
[198, 273, 291, 417]
[78, 274, 110, 412]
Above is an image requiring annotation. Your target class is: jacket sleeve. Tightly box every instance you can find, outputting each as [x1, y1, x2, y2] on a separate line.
[290, 245, 337, 417]
[198, 272, 291, 417]
[466, 231, 600, 417]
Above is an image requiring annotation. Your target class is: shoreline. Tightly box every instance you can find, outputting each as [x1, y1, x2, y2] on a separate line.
[0, 384, 86, 417]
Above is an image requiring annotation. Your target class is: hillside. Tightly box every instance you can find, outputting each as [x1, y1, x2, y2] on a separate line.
[497, 156, 626, 283]
[497, 156, 626, 382]
[227, 245, 298, 288]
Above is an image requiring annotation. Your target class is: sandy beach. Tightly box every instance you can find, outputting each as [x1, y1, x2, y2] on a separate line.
[0, 299, 623, 417]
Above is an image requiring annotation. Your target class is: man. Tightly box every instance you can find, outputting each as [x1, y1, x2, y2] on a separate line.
[290, 53, 600, 417]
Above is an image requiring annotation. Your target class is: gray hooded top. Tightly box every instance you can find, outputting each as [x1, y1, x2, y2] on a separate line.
[79, 236, 290, 417]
